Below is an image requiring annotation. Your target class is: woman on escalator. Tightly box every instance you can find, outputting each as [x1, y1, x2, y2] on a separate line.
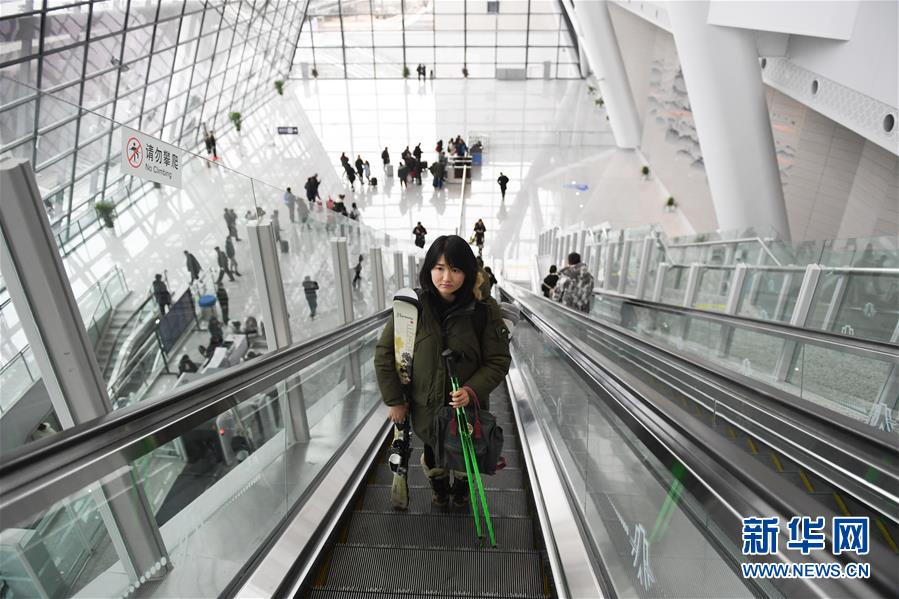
[374, 235, 512, 509]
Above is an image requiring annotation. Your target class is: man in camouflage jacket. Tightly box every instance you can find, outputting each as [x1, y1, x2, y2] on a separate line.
[553, 252, 594, 313]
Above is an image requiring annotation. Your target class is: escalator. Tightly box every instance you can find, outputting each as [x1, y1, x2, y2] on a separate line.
[305, 383, 554, 598]
[2, 292, 897, 599]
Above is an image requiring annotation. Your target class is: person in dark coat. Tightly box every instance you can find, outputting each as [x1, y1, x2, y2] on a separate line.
[497, 172, 509, 200]
[413, 222, 428, 248]
[225, 236, 241, 276]
[152, 274, 171, 315]
[184, 250, 201, 283]
[374, 235, 511, 508]
[352, 255, 363, 289]
[178, 354, 199, 374]
[413, 143, 422, 162]
[207, 317, 224, 350]
[381, 147, 390, 165]
[344, 162, 356, 191]
[303, 275, 319, 318]
[215, 246, 235, 283]
[398, 163, 409, 188]
[224, 208, 238, 239]
[541, 265, 559, 298]
[355, 155, 365, 183]
[473, 219, 486, 254]
[216, 282, 230, 324]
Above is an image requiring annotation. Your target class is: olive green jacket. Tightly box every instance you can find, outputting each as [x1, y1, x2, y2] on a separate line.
[375, 293, 512, 449]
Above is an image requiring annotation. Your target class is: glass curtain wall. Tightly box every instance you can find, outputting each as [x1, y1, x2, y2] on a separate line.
[293, 0, 580, 80]
[0, 0, 304, 254]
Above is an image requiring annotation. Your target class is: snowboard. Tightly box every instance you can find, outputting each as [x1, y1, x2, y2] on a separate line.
[389, 288, 420, 510]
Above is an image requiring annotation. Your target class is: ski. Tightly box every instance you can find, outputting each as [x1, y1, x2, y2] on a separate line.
[389, 288, 420, 510]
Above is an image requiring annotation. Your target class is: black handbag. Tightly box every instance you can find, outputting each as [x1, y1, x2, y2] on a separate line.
[434, 395, 504, 475]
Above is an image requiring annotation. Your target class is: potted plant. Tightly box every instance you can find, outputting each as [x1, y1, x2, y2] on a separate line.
[402, 65, 410, 78]
[312, 67, 318, 78]
[595, 97, 605, 107]
[229, 111, 242, 133]
[274, 80, 284, 95]
[665, 197, 677, 212]
[641, 165, 650, 180]
[94, 200, 116, 228]
[587, 85, 596, 95]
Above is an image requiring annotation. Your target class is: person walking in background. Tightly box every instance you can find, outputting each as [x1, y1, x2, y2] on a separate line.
[363, 160, 371, 183]
[355, 155, 365, 184]
[207, 316, 224, 350]
[215, 246, 235, 283]
[413, 222, 428, 248]
[349, 202, 360, 221]
[303, 275, 319, 318]
[541, 265, 559, 298]
[271, 209, 282, 244]
[344, 161, 357, 191]
[429, 160, 445, 188]
[297, 191, 310, 227]
[352, 255, 364, 289]
[224, 208, 238, 240]
[216, 282, 230, 325]
[184, 250, 201, 283]
[497, 172, 509, 201]
[381, 147, 390, 166]
[413, 143, 422, 162]
[283, 186, 298, 223]
[225, 236, 241, 276]
[152, 274, 171, 315]
[553, 252, 595, 313]
[203, 128, 218, 161]
[305, 174, 321, 206]
[473, 219, 486, 254]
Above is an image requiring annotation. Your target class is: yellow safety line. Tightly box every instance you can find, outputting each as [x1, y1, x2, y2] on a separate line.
[874, 518, 899, 553]
[727, 426, 737, 439]
[746, 437, 759, 455]
[799, 471, 815, 493]
[770, 453, 784, 472]
[832, 493, 851, 517]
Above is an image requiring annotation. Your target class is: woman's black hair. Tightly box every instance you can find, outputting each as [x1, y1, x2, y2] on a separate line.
[419, 235, 479, 301]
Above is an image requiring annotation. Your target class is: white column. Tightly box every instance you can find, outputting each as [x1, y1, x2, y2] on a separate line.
[246, 221, 309, 444]
[370, 247, 386, 310]
[572, 0, 642, 148]
[393, 251, 405, 292]
[331, 238, 355, 325]
[667, 1, 790, 239]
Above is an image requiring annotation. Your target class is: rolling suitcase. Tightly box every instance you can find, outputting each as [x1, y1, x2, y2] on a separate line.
[385, 164, 394, 178]
[370, 177, 378, 186]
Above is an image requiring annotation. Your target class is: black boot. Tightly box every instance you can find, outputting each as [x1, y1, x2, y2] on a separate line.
[451, 473, 470, 510]
[421, 454, 449, 507]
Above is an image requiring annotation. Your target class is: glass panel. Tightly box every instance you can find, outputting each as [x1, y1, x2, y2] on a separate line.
[692, 266, 731, 312]
[0, 14, 43, 63]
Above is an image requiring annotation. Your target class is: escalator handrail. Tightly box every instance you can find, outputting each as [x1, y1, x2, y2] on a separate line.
[513, 283, 898, 461]
[591, 288, 899, 359]
[0, 310, 390, 523]
[506, 285, 896, 598]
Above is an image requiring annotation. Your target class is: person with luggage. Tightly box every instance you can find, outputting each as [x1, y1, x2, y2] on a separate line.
[497, 172, 509, 201]
[541, 265, 559, 298]
[216, 282, 230, 325]
[152, 274, 171, 315]
[184, 250, 201, 283]
[344, 161, 357, 191]
[303, 275, 319, 318]
[215, 246, 235, 283]
[374, 235, 512, 509]
[413, 222, 427, 248]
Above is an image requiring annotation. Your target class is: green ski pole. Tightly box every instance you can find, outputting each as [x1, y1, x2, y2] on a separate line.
[459, 407, 496, 547]
[443, 350, 496, 546]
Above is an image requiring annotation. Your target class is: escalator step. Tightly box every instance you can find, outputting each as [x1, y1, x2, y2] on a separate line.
[320, 545, 546, 597]
[344, 512, 534, 550]
[373, 465, 525, 489]
[310, 587, 542, 599]
[361, 485, 530, 517]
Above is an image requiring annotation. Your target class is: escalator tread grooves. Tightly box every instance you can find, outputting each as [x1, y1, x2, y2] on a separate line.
[321, 545, 546, 597]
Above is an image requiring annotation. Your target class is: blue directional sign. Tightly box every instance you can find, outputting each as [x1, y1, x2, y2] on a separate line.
[563, 183, 589, 192]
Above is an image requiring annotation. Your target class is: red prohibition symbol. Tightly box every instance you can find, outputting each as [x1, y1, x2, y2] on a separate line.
[126, 136, 143, 168]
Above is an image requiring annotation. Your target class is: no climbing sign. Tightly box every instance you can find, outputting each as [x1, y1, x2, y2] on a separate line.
[121, 125, 182, 189]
